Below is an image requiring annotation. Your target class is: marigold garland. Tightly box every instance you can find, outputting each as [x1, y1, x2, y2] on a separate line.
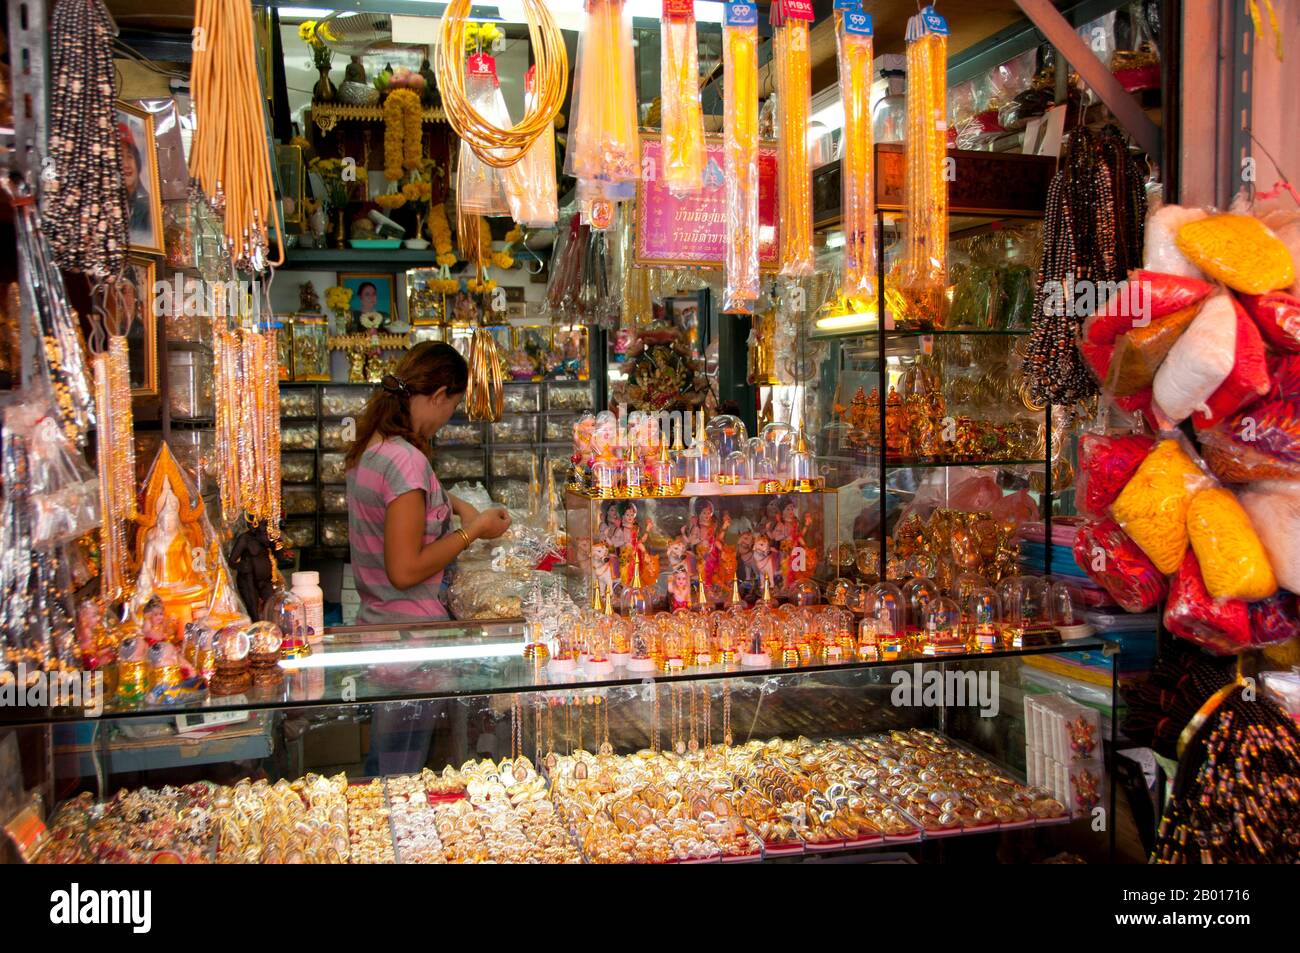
[383, 88, 423, 181]
[430, 202, 456, 266]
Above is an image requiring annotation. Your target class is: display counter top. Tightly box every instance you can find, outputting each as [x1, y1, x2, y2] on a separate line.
[0, 616, 1114, 726]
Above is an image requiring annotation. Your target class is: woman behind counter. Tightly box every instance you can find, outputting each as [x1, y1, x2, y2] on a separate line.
[345, 341, 510, 624]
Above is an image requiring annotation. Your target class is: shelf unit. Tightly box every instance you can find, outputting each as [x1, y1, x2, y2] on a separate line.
[806, 146, 1057, 582]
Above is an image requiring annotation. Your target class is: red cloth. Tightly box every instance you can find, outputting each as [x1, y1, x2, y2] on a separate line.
[1240, 291, 1300, 353]
[1073, 519, 1169, 613]
[1078, 432, 1155, 516]
[1085, 270, 1214, 346]
[1164, 551, 1251, 655]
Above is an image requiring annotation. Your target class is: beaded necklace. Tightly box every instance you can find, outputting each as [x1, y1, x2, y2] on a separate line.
[43, 0, 130, 279]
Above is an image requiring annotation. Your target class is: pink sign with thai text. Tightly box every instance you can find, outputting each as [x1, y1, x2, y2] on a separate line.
[635, 136, 779, 270]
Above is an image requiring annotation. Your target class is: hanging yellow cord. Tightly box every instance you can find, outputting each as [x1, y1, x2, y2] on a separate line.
[435, 0, 568, 169]
[190, 0, 284, 271]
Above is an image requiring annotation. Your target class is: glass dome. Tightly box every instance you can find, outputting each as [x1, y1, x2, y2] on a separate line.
[213, 623, 252, 663]
[248, 620, 285, 655]
[825, 577, 854, 607]
[865, 581, 906, 634]
[905, 552, 938, 580]
[902, 577, 940, 630]
[760, 422, 795, 478]
[262, 588, 306, 648]
[790, 578, 821, 606]
[1002, 574, 1051, 627]
[706, 414, 748, 459]
[688, 449, 714, 484]
[631, 615, 658, 660]
[950, 571, 991, 606]
[846, 584, 870, 617]
[962, 584, 1001, 630]
[1049, 580, 1078, 627]
[721, 450, 752, 484]
[923, 597, 962, 639]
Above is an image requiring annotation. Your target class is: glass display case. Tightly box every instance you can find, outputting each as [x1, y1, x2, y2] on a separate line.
[1, 617, 1116, 864]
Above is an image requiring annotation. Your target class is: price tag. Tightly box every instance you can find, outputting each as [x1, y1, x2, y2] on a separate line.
[467, 53, 498, 80]
[663, 0, 694, 20]
[921, 6, 949, 35]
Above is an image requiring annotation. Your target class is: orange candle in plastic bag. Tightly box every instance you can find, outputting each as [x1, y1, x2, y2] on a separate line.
[660, 0, 706, 196]
[723, 1, 760, 312]
[837, 4, 876, 302]
[568, 0, 639, 189]
[898, 6, 949, 328]
[773, 1, 814, 277]
[503, 65, 558, 227]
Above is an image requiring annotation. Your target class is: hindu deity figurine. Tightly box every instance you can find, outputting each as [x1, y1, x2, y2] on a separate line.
[75, 600, 118, 671]
[591, 541, 617, 595]
[682, 499, 735, 595]
[614, 502, 659, 589]
[130, 445, 213, 623]
[667, 565, 693, 612]
[777, 502, 817, 585]
[750, 533, 780, 593]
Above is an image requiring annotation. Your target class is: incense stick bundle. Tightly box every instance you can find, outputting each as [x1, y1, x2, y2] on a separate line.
[837, 9, 876, 301]
[723, 3, 760, 312]
[774, 11, 813, 277]
[660, 1, 706, 196]
[568, 0, 640, 188]
[898, 12, 949, 328]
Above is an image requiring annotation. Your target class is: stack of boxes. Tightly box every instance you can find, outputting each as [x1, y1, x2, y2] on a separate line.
[1025, 693, 1104, 817]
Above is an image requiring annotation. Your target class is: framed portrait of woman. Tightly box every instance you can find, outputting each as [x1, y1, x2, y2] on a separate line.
[115, 101, 166, 255]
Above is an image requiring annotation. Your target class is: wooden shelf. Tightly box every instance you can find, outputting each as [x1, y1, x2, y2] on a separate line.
[310, 102, 447, 134]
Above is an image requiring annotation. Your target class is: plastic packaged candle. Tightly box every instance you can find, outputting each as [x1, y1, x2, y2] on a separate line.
[897, 6, 949, 328]
[503, 66, 558, 227]
[773, 1, 814, 277]
[457, 54, 510, 215]
[568, 0, 640, 190]
[660, 0, 706, 196]
[722, 0, 761, 312]
[836, 2, 876, 301]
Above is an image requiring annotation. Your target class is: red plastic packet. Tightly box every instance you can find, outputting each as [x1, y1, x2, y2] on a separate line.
[1192, 297, 1271, 428]
[1239, 291, 1300, 353]
[1073, 519, 1169, 613]
[1163, 551, 1251, 655]
[1084, 270, 1214, 346]
[1248, 589, 1300, 648]
[1077, 432, 1155, 516]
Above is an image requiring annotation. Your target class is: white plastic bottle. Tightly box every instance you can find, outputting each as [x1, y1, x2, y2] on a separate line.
[292, 570, 326, 644]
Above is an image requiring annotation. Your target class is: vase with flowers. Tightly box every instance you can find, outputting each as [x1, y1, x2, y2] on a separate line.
[300, 20, 338, 104]
[309, 157, 367, 248]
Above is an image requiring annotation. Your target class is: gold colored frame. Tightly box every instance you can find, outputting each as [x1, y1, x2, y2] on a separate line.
[115, 100, 166, 256]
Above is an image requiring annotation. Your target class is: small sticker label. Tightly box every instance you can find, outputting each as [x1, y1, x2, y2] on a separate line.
[922, 6, 949, 35]
[833, 0, 858, 9]
[725, 1, 758, 27]
[467, 53, 497, 78]
[844, 10, 872, 35]
[590, 199, 615, 231]
[663, 0, 694, 19]
[782, 0, 815, 22]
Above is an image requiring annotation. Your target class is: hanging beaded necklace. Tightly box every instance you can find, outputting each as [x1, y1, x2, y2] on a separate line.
[1026, 127, 1145, 406]
[43, 0, 131, 279]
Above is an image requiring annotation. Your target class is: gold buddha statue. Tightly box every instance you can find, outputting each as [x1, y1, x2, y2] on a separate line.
[130, 444, 213, 623]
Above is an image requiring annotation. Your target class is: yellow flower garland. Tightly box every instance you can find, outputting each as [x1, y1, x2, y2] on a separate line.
[383, 89, 423, 182]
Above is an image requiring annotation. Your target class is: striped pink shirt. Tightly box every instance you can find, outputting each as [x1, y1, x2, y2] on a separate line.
[346, 436, 452, 624]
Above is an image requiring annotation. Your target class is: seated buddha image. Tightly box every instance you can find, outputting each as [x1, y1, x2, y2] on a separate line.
[131, 444, 213, 622]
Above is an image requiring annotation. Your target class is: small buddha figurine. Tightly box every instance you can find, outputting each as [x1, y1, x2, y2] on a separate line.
[344, 54, 367, 85]
[884, 386, 909, 459]
[131, 445, 213, 623]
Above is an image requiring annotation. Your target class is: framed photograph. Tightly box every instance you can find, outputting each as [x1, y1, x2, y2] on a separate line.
[115, 101, 165, 255]
[134, 99, 188, 201]
[339, 272, 395, 332]
[276, 143, 305, 228]
[107, 255, 159, 396]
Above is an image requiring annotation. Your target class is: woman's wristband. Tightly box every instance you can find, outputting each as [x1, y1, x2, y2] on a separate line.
[454, 527, 472, 549]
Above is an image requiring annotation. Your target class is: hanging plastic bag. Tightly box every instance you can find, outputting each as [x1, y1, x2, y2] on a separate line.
[1084, 269, 1213, 346]
[1110, 437, 1211, 574]
[722, 0, 761, 313]
[502, 66, 558, 228]
[1176, 213, 1296, 295]
[1106, 302, 1200, 396]
[567, 0, 640, 191]
[1240, 291, 1300, 353]
[835, 2, 876, 302]
[456, 54, 510, 215]
[1249, 590, 1300, 649]
[1072, 518, 1169, 613]
[659, 0, 707, 196]
[1185, 486, 1277, 600]
[1152, 292, 1237, 424]
[1238, 480, 1300, 594]
[4, 399, 100, 549]
[1078, 431, 1154, 517]
[1143, 204, 1208, 278]
[1163, 551, 1251, 655]
[1192, 296, 1271, 428]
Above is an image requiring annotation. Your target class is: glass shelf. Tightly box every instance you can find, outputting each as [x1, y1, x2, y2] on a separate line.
[886, 457, 1048, 469]
[884, 327, 1032, 337]
[1, 619, 1110, 727]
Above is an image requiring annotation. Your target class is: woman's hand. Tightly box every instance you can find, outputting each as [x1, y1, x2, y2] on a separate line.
[469, 507, 512, 541]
